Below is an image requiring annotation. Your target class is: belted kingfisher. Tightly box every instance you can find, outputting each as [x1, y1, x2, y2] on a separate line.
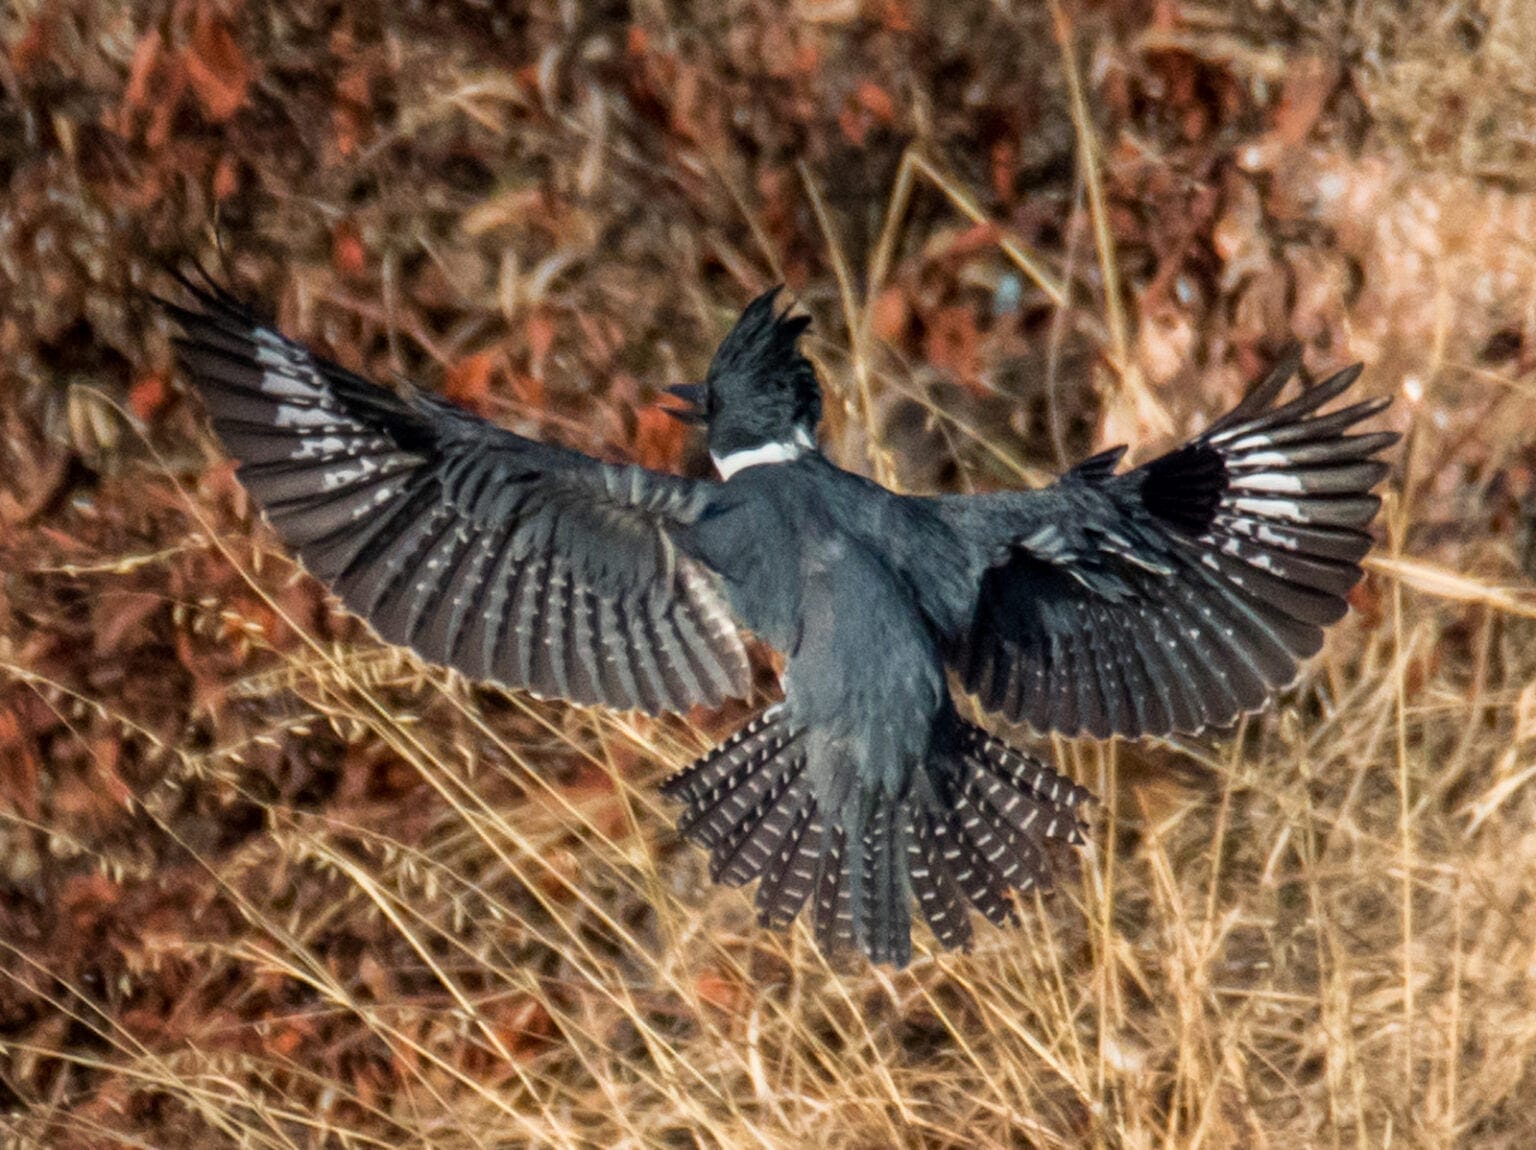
[160, 274, 1396, 967]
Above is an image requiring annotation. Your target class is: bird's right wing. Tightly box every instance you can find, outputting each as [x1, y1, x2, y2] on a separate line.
[160, 275, 750, 714]
[936, 352, 1398, 739]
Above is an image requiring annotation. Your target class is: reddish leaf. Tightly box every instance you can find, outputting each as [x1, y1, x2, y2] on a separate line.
[839, 103, 870, 147]
[633, 404, 688, 471]
[331, 219, 367, 280]
[8, 13, 55, 78]
[943, 222, 1002, 260]
[442, 351, 498, 411]
[990, 137, 1018, 203]
[127, 373, 170, 422]
[856, 80, 896, 124]
[333, 103, 368, 158]
[59, 872, 122, 933]
[498, 997, 557, 1061]
[94, 591, 164, 658]
[184, 9, 251, 123]
[923, 306, 982, 390]
[695, 970, 744, 1013]
[1272, 56, 1339, 147]
[224, 594, 285, 650]
[265, 1024, 307, 1058]
[526, 307, 557, 370]
[123, 29, 164, 112]
[335, 64, 370, 108]
[212, 152, 240, 200]
[869, 285, 910, 344]
[877, 0, 914, 31]
[333, 66, 374, 157]
[509, 371, 545, 411]
[90, 738, 134, 809]
[0, 706, 41, 820]
[144, 57, 189, 149]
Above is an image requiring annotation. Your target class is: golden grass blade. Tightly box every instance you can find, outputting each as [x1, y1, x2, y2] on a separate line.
[1367, 555, 1536, 618]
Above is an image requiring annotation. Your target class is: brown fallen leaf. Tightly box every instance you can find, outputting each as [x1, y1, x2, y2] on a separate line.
[122, 28, 164, 112]
[442, 350, 498, 412]
[127, 373, 170, 423]
[331, 219, 367, 281]
[695, 969, 745, 1013]
[634, 403, 688, 472]
[184, 7, 252, 123]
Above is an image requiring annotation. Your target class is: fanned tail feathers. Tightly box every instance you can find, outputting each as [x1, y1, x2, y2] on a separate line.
[661, 710, 1091, 966]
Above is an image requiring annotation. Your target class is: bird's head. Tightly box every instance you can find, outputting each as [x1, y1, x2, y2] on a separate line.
[665, 287, 821, 479]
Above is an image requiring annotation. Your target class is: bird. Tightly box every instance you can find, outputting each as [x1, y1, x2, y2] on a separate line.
[158, 272, 1397, 967]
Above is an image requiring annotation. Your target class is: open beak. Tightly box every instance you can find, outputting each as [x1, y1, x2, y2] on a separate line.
[661, 382, 707, 424]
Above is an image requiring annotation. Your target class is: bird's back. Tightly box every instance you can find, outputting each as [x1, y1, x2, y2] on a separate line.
[686, 457, 959, 806]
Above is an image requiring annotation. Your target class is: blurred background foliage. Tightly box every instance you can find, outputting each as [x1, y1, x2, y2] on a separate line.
[4, 0, 1536, 1146]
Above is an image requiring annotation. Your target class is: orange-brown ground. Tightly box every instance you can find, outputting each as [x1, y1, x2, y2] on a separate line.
[4, 2, 1536, 1147]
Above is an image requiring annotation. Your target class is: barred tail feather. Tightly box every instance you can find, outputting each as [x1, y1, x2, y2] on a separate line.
[663, 711, 1091, 967]
[910, 725, 1091, 942]
[907, 813, 971, 950]
[756, 806, 823, 929]
[661, 705, 807, 857]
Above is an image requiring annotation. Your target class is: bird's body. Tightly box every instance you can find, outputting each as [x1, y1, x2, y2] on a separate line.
[674, 459, 977, 960]
[160, 276, 1396, 966]
[690, 455, 970, 745]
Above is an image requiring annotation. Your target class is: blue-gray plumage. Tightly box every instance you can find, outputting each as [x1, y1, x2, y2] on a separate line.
[158, 274, 1395, 967]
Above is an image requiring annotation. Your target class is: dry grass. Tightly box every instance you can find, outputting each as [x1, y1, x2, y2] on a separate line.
[5, 1, 1536, 1147]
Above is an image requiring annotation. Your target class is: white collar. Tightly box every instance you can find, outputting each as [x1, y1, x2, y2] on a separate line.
[711, 427, 815, 480]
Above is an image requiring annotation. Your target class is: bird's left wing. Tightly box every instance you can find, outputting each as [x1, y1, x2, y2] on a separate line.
[935, 352, 1397, 739]
[160, 276, 750, 714]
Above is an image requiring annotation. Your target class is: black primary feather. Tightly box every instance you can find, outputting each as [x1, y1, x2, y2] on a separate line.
[159, 272, 750, 715]
[940, 349, 1398, 740]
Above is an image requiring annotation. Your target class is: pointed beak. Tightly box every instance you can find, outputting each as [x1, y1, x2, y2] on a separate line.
[661, 382, 707, 424]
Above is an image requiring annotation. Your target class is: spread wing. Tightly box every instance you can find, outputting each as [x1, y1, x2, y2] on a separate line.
[938, 351, 1397, 739]
[160, 275, 750, 714]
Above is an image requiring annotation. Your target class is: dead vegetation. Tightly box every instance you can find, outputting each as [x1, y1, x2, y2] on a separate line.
[4, 0, 1536, 1146]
